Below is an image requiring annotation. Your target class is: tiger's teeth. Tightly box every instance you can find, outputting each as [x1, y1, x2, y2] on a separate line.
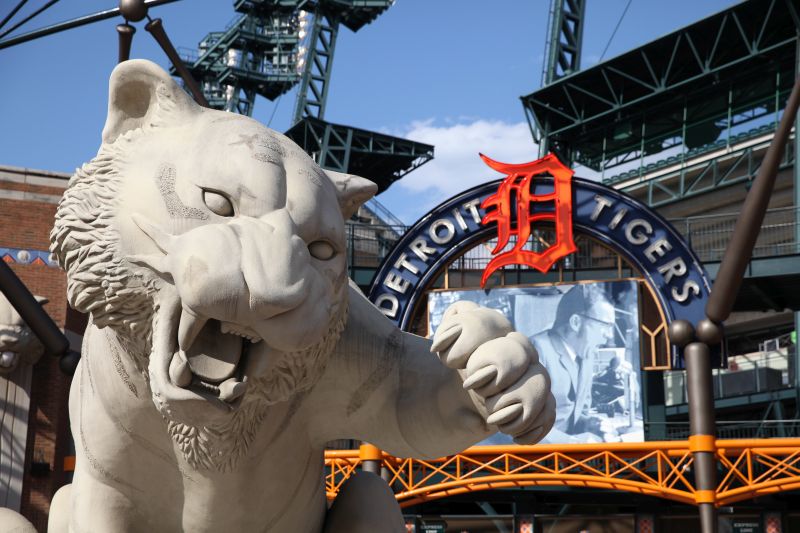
[219, 378, 247, 402]
[219, 322, 262, 343]
[178, 305, 208, 352]
[169, 351, 192, 388]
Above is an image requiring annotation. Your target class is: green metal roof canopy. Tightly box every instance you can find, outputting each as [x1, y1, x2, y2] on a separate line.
[285, 116, 434, 193]
[522, 0, 800, 171]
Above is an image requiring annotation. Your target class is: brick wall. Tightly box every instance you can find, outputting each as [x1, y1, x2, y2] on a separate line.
[1, 166, 72, 531]
[0, 200, 59, 253]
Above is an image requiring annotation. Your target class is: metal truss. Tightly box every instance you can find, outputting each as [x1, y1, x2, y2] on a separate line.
[289, 0, 394, 123]
[292, 10, 338, 123]
[325, 439, 800, 507]
[284, 116, 433, 192]
[716, 439, 800, 505]
[541, 0, 585, 86]
[177, 1, 430, 199]
[181, 1, 392, 117]
[522, 0, 800, 168]
[180, 6, 303, 116]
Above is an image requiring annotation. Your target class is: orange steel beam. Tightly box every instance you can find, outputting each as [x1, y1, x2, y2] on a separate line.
[324, 439, 800, 508]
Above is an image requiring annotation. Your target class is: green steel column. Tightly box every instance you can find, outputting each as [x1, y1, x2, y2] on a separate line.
[538, 119, 550, 158]
[542, 0, 586, 85]
[534, 0, 585, 160]
[542, 0, 564, 86]
[292, 10, 339, 125]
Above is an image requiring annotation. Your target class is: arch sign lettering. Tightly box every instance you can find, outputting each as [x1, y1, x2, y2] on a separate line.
[368, 154, 714, 366]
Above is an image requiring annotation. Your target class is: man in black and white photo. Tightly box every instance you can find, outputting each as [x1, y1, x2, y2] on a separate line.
[428, 280, 643, 445]
[529, 285, 616, 443]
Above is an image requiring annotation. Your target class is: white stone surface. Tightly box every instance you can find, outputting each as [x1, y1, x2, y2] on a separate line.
[0, 507, 37, 533]
[48, 60, 555, 532]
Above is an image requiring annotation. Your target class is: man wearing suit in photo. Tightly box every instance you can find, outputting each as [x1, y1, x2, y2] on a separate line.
[530, 285, 616, 443]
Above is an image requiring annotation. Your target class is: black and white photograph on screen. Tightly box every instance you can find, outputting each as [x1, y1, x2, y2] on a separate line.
[428, 280, 644, 445]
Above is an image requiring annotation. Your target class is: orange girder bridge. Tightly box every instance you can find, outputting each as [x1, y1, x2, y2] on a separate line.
[324, 439, 800, 508]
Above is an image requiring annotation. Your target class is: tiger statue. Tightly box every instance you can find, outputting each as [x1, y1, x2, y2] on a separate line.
[44, 59, 555, 532]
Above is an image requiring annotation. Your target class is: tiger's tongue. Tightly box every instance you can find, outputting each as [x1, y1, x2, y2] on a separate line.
[184, 323, 243, 383]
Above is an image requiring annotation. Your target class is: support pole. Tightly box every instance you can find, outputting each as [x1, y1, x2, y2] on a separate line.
[359, 443, 382, 475]
[116, 23, 135, 63]
[684, 342, 717, 532]
[145, 17, 209, 108]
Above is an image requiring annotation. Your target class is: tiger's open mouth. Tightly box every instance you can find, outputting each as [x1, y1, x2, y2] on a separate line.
[149, 290, 276, 422]
[169, 317, 257, 403]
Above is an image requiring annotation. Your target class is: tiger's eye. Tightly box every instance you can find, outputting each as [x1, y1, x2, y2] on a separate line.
[308, 240, 336, 260]
[203, 190, 234, 217]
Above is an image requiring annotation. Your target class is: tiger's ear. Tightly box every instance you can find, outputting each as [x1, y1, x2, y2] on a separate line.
[325, 171, 378, 220]
[102, 59, 199, 145]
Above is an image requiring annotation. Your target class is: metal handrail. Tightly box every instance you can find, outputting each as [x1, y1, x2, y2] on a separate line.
[364, 197, 405, 227]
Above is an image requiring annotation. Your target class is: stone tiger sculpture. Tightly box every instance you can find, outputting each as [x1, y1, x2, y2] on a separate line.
[0, 294, 45, 533]
[45, 60, 555, 532]
[0, 292, 46, 375]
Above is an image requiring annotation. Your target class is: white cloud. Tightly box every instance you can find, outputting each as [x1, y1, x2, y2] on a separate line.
[399, 119, 536, 192]
[377, 119, 538, 223]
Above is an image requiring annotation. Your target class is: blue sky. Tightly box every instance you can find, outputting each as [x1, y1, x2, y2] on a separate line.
[0, 0, 736, 223]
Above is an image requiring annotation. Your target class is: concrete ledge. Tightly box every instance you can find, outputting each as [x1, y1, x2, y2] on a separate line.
[0, 165, 70, 190]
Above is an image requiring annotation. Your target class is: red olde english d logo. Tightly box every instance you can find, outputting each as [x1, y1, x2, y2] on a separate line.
[480, 153, 577, 287]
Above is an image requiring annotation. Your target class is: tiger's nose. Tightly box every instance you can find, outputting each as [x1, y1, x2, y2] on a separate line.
[232, 214, 310, 319]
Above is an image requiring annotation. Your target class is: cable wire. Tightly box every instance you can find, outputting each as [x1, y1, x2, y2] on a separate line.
[267, 92, 283, 127]
[599, 0, 632, 62]
[0, 0, 181, 51]
[0, 0, 60, 40]
[0, 0, 30, 32]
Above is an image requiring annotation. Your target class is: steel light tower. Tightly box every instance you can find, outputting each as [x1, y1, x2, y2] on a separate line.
[532, 0, 586, 158]
[180, 0, 432, 194]
[181, 1, 392, 120]
[541, 0, 585, 86]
